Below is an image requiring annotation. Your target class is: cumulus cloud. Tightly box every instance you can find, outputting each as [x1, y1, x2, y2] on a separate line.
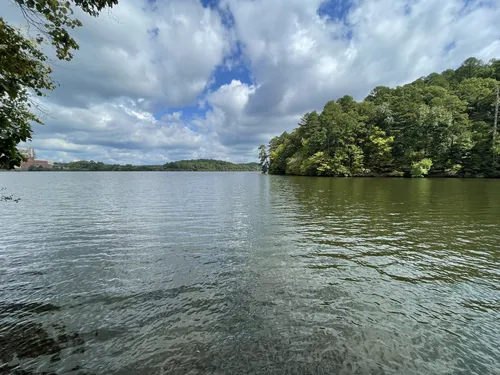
[227, 0, 500, 116]
[3, 0, 500, 163]
[28, 98, 221, 164]
[51, 0, 230, 109]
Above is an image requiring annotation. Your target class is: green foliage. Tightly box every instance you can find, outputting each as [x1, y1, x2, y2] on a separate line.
[163, 159, 259, 172]
[0, 20, 52, 169]
[35, 159, 259, 172]
[445, 163, 462, 177]
[262, 57, 500, 178]
[301, 152, 331, 176]
[411, 158, 433, 178]
[49, 160, 162, 171]
[364, 126, 394, 173]
[0, 0, 117, 170]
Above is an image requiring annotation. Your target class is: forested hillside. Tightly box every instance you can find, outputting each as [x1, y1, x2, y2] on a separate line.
[50, 161, 163, 171]
[31, 159, 259, 171]
[163, 159, 259, 171]
[261, 58, 500, 178]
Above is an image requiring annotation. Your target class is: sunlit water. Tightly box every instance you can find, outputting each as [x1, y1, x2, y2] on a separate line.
[0, 172, 499, 375]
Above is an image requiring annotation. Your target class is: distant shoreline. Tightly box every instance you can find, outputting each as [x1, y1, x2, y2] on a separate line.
[11, 159, 261, 172]
[10, 170, 260, 172]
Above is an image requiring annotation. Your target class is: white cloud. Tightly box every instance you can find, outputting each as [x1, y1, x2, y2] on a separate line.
[26, 98, 213, 164]
[206, 80, 256, 115]
[199, 80, 300, 154]
[226, 0, 500, 116]
[28, 0, 229, 109]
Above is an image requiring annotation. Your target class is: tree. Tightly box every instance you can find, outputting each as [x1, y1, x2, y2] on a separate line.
[268, 132, 295, 175]
[258, 145, 269, 174]
[0, 0, 118, 170]
[364, 126, 394, 174]
[365, 86, 393, 104]
[456, 78, 498, 121]
[411, 158, 433, 177]
[455, 57, 489, 81]
[424, 72, 450, 89]
[490, 59, 500, 81]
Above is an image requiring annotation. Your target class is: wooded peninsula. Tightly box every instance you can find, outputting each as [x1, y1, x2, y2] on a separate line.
[259, 57, 500, 178]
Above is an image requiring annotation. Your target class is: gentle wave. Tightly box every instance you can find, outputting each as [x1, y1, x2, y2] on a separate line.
[0, 173, 499, 374]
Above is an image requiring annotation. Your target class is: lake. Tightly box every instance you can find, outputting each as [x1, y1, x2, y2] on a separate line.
[0, 172, 499, 375]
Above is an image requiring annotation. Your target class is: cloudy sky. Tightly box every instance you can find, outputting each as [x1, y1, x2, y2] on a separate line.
[3, 0, 500, 164]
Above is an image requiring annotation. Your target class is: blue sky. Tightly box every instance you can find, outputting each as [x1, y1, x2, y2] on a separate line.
[2, 0, 500, 164]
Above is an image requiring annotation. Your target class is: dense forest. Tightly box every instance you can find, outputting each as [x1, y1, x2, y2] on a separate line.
[163, 159, 259, 171]
[26, 159, 260, 172]
[49, 161, 163, 171]
[259, 57, 500, 178]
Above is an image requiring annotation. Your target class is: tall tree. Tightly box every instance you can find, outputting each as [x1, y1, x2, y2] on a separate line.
[258, 145, 269, 174]
[455, 57, 486, 81]
[0, 0, 118, 170]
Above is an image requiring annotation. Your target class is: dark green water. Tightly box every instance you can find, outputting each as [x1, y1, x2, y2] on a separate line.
[0, 172, 499, 375]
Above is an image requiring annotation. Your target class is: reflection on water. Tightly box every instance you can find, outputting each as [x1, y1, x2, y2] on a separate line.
[0, 172, 499, 374]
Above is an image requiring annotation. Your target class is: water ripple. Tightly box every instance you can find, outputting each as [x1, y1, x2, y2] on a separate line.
[0, 173, 499, 374]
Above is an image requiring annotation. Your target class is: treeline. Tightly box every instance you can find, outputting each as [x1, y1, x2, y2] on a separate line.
[28, 159, 260, 172]
[163, 159, 259, 171]
[49, 161, 163, 171]
[261, 57, 500, 178]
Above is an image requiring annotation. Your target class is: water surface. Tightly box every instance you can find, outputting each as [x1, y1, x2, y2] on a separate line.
[0, 173, 499, 374]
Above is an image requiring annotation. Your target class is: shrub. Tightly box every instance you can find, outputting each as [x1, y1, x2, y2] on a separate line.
[411, 158, 433, 178]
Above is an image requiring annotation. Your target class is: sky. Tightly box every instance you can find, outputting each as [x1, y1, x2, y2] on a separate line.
[3, 0, 500, 164]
